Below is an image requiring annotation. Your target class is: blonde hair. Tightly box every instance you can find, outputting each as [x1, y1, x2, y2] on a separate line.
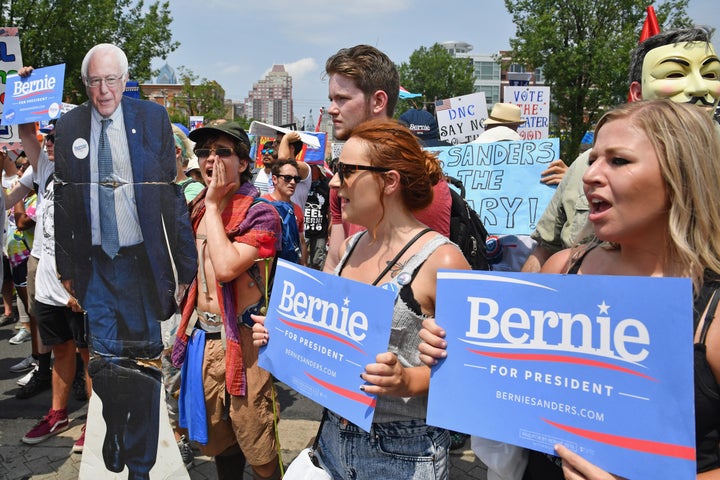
[172, 125, 194, 166]
[586, 100, 720, 294]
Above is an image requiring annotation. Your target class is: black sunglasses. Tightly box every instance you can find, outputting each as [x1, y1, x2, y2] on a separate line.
[262, 148, 275, 155]
[335, 162, 391, 183]
[277, 174, 302, 183]
[45, 134, 55, 143]
[16, 163, 29, 171]
[194, 147, 234, 159]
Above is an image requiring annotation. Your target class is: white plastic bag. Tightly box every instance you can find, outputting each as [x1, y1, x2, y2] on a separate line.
[283, 447, 332, 480]
[471, 436, 529, 480]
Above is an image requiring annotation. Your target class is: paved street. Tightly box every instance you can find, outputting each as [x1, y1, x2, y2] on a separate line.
[0, 318, 489, 479]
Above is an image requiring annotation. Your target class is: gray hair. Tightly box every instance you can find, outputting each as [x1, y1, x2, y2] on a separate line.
[81, 43, 129, 80]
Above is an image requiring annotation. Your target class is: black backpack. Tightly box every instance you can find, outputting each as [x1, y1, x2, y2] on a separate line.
[446, 176, 491, 271]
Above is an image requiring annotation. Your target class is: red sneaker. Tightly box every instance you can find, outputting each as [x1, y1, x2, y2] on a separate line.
[22, 408, 69, 444]
[72, 424, 86, 453]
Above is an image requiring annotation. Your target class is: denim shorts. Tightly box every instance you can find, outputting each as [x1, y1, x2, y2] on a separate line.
[318, 411, 450, 480]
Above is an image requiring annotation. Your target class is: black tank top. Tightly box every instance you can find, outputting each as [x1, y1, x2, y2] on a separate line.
[693, 277, 720, 472]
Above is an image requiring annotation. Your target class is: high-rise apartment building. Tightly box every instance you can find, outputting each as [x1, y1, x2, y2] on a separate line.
[244, 65, 294, 125]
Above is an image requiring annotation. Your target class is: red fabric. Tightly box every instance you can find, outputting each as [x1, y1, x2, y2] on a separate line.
[173, 186, 279, 396]
[640, 6, 660, 42]
[629, 5, 661, 101]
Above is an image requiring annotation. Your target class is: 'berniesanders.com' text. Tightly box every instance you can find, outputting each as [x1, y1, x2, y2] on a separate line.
[497, 390, 605, 422]
[285, 348, 337, 378]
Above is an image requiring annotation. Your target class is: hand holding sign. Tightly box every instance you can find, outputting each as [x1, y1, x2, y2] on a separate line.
[418, 317, 448, 366]
[555, 444, 625, 480]
[360, 352, 414, 397]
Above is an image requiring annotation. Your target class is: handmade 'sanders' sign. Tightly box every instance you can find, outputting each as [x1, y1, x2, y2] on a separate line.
[259, 260, 395, 431]
[427, 271, 695, 480]
[434, 139, 559, 235]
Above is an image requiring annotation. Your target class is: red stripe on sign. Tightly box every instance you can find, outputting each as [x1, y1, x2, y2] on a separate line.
[306, 372, 376, 407]
[469, 349, 656, 381]
[543, 418, 695, 460]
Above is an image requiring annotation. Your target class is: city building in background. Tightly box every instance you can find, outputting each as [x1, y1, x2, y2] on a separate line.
[439, 41, 544, 109]
[244, 65, 294, 125]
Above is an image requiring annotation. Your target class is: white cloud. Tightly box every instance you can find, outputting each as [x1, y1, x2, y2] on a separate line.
[285, 58, 319, 80]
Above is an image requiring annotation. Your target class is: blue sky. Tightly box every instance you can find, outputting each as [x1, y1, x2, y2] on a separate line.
[155, 0, 719, 120]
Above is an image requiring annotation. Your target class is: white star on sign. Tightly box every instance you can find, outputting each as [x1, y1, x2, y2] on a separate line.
[598, 301, 610, 315]
[343, 297, 350, 307]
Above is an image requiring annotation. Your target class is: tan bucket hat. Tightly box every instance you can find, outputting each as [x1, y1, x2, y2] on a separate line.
[484, 103, 526, 126]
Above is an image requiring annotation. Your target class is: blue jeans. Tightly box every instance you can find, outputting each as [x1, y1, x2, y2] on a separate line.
[318, 411, 450, 480]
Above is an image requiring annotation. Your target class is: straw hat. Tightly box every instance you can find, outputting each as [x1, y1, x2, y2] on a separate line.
[484, 103, 526, 126]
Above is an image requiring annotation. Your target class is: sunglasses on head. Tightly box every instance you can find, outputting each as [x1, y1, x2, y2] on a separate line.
[277, 174, 302, 183]
[194, 147, 235, 159]
[262, 148, 275, 155]
[334, 162, 391, 183]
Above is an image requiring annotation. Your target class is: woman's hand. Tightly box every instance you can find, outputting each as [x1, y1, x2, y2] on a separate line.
[419, 317, 448, 366]
[360, 352, 412, 397]
[251, 314, 269, 347]
[555, 444, 625, 480]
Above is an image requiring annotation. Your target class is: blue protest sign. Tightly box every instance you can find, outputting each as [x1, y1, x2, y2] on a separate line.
[428, 270, 695, 480]
[2, 64, 65, 125]
[259, 260, 395, 431]
[301, 131, 327, 164]
[432, 140, 558, 236]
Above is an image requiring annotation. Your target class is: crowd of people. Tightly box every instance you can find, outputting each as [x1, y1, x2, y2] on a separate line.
[1, 22, 719, 480]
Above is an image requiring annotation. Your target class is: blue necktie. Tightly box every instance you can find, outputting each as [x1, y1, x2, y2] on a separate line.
[98, 118, 119, 258]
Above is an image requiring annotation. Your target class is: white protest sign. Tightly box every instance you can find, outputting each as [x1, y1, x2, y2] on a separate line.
[0, 28, 23, 143]
[504, 86, 551, 140]
[435, 92, 488, 144]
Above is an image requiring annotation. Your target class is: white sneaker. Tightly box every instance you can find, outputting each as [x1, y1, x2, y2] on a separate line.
[9, 328, 31, 344]
[17, 365, 38, 387]
[10, 355, 37, 373]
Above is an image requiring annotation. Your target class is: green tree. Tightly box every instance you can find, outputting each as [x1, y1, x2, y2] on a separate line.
[1, 0, 178, 103]
[167, 66, 226, 125]
[504, 0, 690, 162]
[397, 43, 475, 112]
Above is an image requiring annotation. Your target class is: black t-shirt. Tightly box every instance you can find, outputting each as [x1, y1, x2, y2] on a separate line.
[303, 178, 330, 238]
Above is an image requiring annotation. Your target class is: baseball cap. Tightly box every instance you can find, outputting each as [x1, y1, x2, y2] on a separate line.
[398, 109, 440, 141]
[189, 122, 251, 150]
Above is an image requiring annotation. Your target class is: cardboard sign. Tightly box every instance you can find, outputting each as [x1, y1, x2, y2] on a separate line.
[428, 270, 695, 480]
[435, 140, 559, 235]
[0, 28, 23, 143]
[504, 86, 551, 140]
[3, 64, 65, 125]
[189, 115, 204, 130]
[258, 260, 395, 431]
[435, 92, 489, 144]
[249, 120, 321, 149]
